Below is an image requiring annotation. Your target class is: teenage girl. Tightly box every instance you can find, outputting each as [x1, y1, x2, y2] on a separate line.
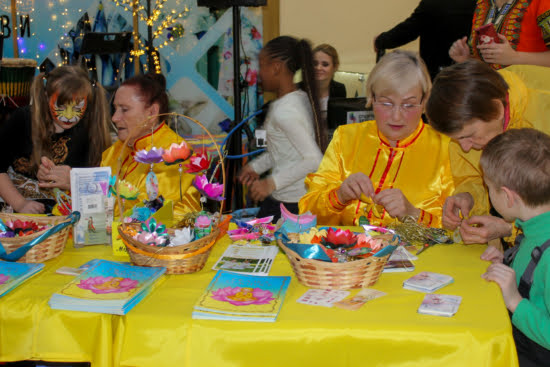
[238, 35, 327, 222]
[0, 65, 111, 213]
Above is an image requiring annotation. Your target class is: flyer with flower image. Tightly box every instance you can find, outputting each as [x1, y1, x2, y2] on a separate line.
[49, 259, 166, 315]
[192, 270, 291, 322]
[0, 260, 44, 298]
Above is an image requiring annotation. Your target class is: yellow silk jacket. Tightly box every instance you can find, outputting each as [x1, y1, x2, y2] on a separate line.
[450, 67, 550, 217]
[299, 121, 455, 227]
[101, 123, 201, 220]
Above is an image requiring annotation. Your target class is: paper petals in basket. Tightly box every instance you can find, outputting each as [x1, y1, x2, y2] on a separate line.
[133, 231, 168, 246]
[280, 203, 316, 233]
[169, 227, 194, 246]
[186, 150, 211, 173]
[5, 220, 47, 237]
[212, 286, 275, 306]
[162, 141, 192, 165]
[193, 175, 224, 201]
[134, 147, 165, 164]
[320, 228, 357, 249]
[110, 178, 139, 200]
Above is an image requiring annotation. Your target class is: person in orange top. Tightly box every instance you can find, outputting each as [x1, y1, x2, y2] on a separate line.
[299, 50, 456, 227]
[449, 0, 550, 69]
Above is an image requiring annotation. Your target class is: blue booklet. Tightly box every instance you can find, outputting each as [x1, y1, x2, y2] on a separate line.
[0, 261, 44, 298]
[192, 270, 291, 322]
[49, 259, 166, 315]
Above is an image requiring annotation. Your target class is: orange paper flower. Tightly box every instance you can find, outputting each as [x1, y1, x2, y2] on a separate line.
[162, 141, 192, 165]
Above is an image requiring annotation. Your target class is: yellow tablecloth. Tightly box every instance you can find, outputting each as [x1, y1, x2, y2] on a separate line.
[0, 233, 518, 367]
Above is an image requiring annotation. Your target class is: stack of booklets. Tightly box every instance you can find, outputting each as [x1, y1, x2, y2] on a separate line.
[0, 261, 44, 298]
[49, 259, 166, 315]
[403, 271, 454, 293]
[192, 270, 291, 322]
[417, 294, 462, 317]
[212, 244, 278, 276]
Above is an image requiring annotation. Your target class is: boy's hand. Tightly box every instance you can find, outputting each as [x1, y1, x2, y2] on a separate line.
[374, 188, 420, 220]
[249, 178, 275, 202]
[442, 192, 474, 230]
[337, 173, 374, 204]
[482, 263, 523, 312]
[449, 36, 471, 63]
[460, 215, 513, 244]
[238, 165, 259, 186]
[480, 245, 504, 263]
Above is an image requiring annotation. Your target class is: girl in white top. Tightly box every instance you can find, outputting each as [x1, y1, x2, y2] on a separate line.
[239, 36, 326, 221]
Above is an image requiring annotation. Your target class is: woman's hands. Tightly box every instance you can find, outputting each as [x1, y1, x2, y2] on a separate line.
[238, 165, 275, 201]
[477, 34, 516, 66]
[37, 157, 71, 191]
[337, 173, 419, 219]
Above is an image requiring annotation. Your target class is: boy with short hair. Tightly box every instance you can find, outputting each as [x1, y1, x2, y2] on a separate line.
[480, 128, 550, 366]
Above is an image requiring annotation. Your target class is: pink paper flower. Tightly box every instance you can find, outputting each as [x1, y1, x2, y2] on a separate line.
[211, 286, 274, 306]
[134, 147, 165, 164]
[162, 141, 192, 165]
[185, 150, 211, 173]
[0, 274, 9, 285]
[321, 228, 358, 249]
[357, 234, 386, 252]
[193, 174, 224, 201]
[77, 276, 139, 294]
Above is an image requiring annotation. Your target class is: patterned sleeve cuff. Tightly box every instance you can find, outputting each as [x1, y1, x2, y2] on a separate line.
[417, 209, 434, 227]
[328, 188, 348, 211]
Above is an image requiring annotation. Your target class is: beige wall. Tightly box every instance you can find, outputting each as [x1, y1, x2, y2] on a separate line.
[279, 0, 421, 74]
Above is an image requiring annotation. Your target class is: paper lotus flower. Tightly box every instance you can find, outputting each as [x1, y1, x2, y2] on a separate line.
[321, 228, 358, 249]
[7, 220, 45, 236]
[211, 286, 274, 306]
[133, 231, 168, 246]
[134, 147, 165, 164]
[110, 179, 139, 200]
[162, 141, 192, 165]
[169, 227, 194, 246]
[193, 174, 224, 201]
[0, 274, 8, 285]
[77, 276, 138, 294]
[185, 150, 211, 173]
[357, 233, 387, 252]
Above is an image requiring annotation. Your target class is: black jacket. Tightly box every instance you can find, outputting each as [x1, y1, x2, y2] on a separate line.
[375, 0, 476, 80]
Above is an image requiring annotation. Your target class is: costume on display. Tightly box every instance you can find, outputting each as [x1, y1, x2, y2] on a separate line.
[505, 211, 550, 364]
[299, 121, 455, 227]
[375, 0, 476, 80]
[470, 0, 550, 69]
[450, 68, 550, 217]
[0, 106, 91, 200]
[101, 122, 200, 219]
[249, 90, 323, 215]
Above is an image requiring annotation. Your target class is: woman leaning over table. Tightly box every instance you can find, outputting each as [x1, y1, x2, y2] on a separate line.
[299, 50, 456, 227]
[101, 73, 200, 220]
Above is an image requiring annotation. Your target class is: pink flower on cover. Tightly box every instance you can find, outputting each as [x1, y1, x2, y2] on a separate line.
[0, 274, 8, 285]
[185, 150, 211, 173]
[193, 174, 224, 201]
[77, 276, 139, 294]
[211, 286, 274, 306]
[134, 147, 165, 164]
[162, 141, 192, 165]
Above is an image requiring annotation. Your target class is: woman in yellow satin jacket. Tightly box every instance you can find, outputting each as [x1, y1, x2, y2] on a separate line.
[102, 73, 200, 220]
[299, 50, 456, 227]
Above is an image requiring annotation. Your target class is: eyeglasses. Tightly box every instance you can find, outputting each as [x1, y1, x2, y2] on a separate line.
[372, 98, 423, 114]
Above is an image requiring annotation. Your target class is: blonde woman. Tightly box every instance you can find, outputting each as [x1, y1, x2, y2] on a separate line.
[299, 50, 456, 227]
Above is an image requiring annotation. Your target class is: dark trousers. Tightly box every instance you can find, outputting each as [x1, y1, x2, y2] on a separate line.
[257, 196, 299, 223]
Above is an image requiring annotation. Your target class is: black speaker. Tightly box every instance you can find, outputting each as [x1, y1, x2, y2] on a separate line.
[197, 0, 266, 8]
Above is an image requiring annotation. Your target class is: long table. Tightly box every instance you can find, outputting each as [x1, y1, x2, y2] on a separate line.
[0, 232, 518, 367]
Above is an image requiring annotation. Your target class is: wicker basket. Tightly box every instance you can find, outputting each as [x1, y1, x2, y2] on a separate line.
[0, 213, 73, 263]
[277, 239, 392, 290]
[115, 113, 227, 274]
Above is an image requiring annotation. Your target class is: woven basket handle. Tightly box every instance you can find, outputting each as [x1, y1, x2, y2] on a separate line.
[0, 211, 81, 262]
